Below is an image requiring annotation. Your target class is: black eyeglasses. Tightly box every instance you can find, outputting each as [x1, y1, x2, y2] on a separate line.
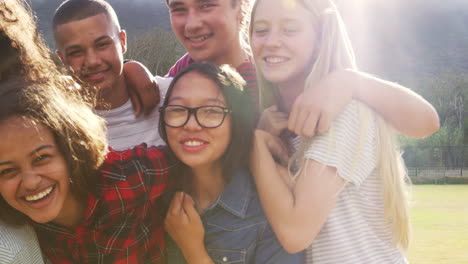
[160, 105, 232, 128]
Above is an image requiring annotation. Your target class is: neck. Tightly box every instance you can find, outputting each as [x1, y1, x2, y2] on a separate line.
[53, 193, 86, 228]
[191, 163, 225, 212]
[94, 75, 129, 110]
[277, 77, 306, 114]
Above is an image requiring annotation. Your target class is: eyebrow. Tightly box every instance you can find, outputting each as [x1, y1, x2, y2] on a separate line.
[169, 0, 216, 9]
[168, 96, 226, 105]
[64, 35, 112, 53]
[0, 145, 54, 166]
[168, 1, 184, 9]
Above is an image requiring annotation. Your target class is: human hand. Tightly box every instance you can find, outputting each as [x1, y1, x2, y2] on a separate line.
[288, 72, 353, 137]
[257, 105, 288, 137]
[164, 192, 206, 259]
[123, 61, 160, 117]
[252, 130, 288, 166]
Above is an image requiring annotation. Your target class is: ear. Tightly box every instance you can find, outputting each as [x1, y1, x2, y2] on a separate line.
[119, 30, 127, 54]
[56, 50, 65, 63]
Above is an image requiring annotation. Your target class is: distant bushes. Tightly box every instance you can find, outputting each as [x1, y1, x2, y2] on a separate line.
[126, 28, 185, 76]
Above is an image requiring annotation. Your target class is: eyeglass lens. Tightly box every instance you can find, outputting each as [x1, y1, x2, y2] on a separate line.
[164, 106, 228, 128]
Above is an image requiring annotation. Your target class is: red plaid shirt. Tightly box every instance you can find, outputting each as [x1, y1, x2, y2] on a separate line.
[166, 53, 259, 110]
[34, 144, 169, 264]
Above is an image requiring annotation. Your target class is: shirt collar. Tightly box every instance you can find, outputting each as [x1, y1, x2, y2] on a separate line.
[209, 168, 252, 219]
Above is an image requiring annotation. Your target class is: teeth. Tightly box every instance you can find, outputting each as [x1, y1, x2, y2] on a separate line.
[184, 141, 204, 147]
[265, 57, 287, 64]
[25, 186, 53, 202]
[190, 35, 208, 42]
[87, 72, 104, 77]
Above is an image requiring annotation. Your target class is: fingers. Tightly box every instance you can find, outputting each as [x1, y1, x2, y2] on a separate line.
[316, 113, 331, 134]
[268, 105, 278, 112]
[300, 111, 318, 137]
[182, 194, 200, 223]
[288, 96, 300, 132]
[168, 192, 184, 215]
[289, 95, 317, 137]
[266, 134, 289, 165]
[258, 105, 288, 136]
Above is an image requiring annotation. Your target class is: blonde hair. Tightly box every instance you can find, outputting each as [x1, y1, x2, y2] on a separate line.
[237, 0, 253, 56]
[250, 0, 410, 250]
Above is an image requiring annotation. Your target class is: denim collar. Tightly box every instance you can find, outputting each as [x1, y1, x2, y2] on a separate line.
[204, 168, 252, 219]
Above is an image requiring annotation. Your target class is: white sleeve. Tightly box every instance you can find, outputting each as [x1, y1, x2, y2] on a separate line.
[303, 100, 377, 186]
[155, 76, 173, 102]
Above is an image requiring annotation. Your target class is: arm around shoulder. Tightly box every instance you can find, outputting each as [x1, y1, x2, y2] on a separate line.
[341, 69, 440, 138]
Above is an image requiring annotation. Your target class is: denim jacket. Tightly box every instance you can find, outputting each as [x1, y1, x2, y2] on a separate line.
[166, 168, 301, 264]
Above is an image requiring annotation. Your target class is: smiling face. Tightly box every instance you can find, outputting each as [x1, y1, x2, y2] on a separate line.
[250, 0, 318, 87]
[0, 117, 78, 225]
[164, 71, 232, 171]
[54, 13, 127, 103]
[168, 0, 243, 65]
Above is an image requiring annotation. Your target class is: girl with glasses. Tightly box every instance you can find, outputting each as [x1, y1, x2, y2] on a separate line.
[160, 62, 301, 263]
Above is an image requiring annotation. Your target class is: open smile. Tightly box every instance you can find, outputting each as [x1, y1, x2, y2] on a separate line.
[22, 184, 56, 208]
[185, 33, 214, 47]
[264, 56, 290, 65]
[181, 138, 208, 152]
[83, 68, 110, 82]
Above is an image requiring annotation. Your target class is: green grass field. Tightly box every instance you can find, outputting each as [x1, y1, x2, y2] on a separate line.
[408, 185, 468, 264]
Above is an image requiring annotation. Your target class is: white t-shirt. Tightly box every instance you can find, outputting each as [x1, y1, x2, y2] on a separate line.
[0, 220, 45, 264]
[95, 76, 172, 150]
[291, 100, 408, 264]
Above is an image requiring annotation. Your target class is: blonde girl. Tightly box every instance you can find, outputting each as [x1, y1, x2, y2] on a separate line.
[250, 0, 419, 263]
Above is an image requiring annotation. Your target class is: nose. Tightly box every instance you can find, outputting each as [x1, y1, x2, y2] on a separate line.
[183, 112, 202, 131]
[185, 10, 203, 35]
[21, 170, 42, 192]
[264, 30, 282, 49]
[84, 48, 102, 68]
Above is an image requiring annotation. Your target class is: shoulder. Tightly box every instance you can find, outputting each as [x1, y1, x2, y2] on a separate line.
[100, 144, 169, 183]
[155, 76, 173, 98]
[0, 222, 44, 264]
[302, 100, 378, 185]
[166, 53, 193, 77]
[236, 58, 257, 78]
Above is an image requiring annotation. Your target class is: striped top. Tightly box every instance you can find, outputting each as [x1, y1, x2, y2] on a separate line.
[291, 101, 408, 264]
[0, 220, 45, 264]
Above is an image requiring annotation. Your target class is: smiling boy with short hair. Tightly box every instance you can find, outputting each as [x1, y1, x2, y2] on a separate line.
[53, 0, 171, 150]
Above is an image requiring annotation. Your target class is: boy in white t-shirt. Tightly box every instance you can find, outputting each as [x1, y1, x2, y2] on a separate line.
[53, 0, 169, 149]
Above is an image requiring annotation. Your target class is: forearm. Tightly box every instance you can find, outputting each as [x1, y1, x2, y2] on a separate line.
[251, 134, 319, 252]
[337, 69, 440, 138]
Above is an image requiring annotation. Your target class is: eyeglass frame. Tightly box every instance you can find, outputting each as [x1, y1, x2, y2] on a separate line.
[159, 105, 232, 128]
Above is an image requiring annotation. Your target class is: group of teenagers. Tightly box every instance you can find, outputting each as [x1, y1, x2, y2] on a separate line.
[0, 0, 441, 263]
